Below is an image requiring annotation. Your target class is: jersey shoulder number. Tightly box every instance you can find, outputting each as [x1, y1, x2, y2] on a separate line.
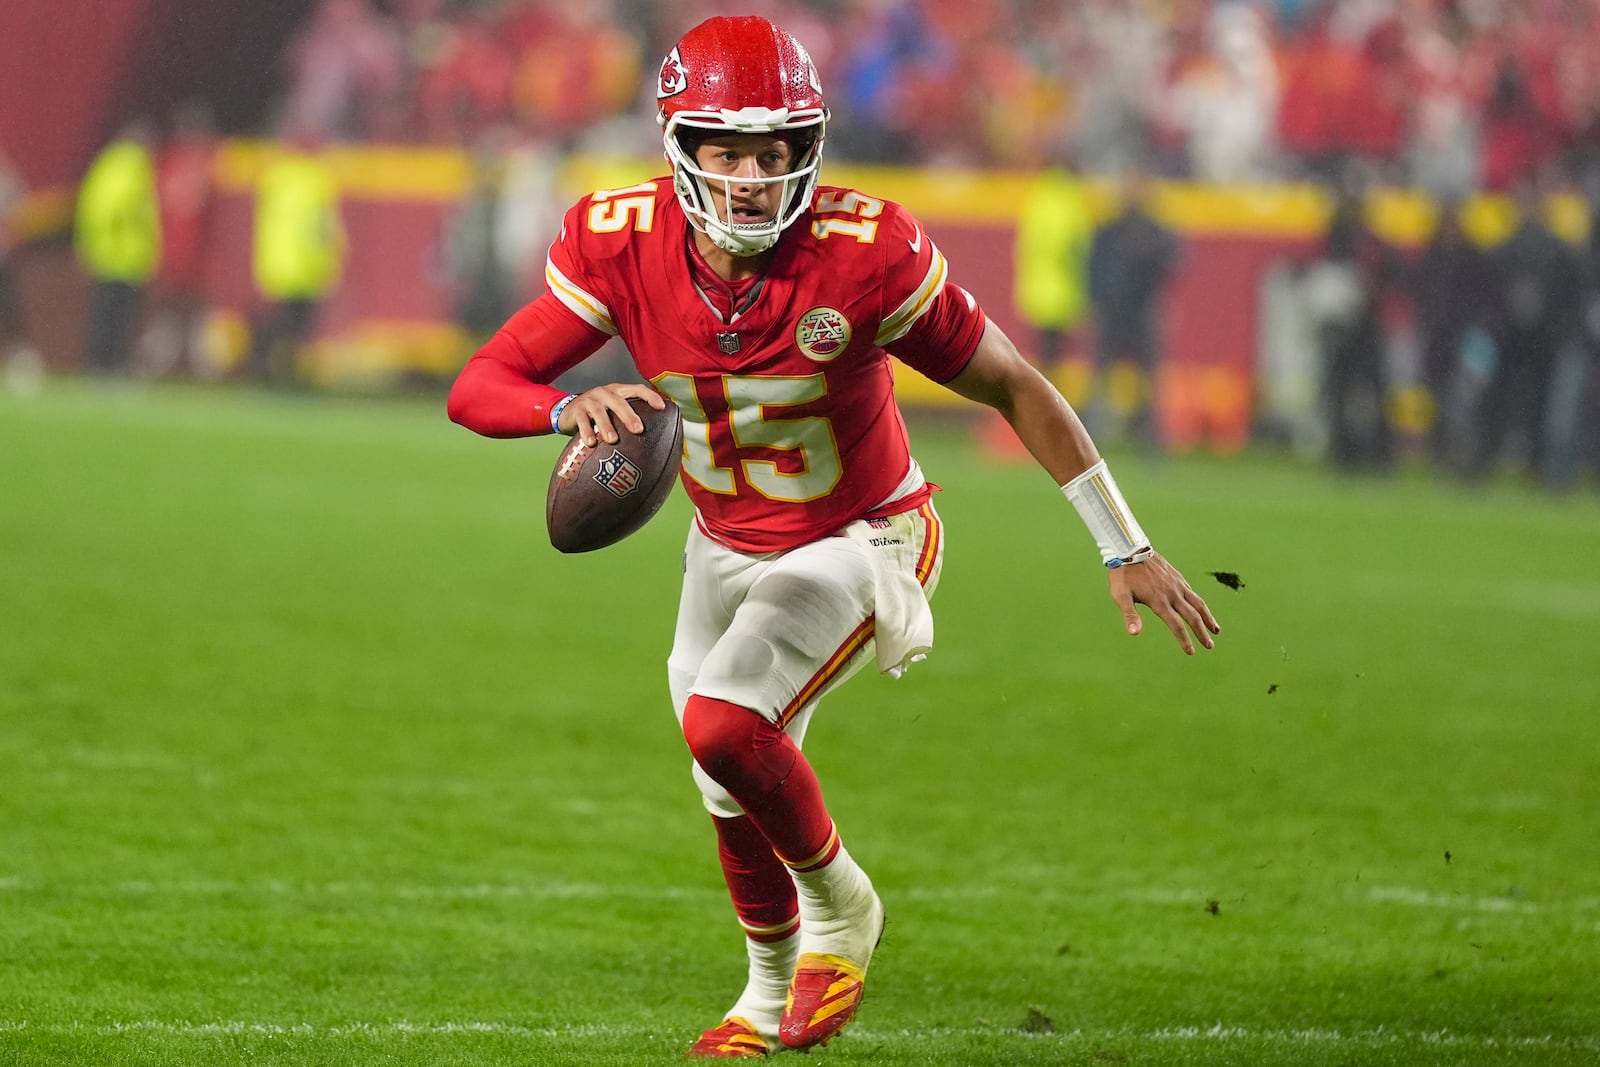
[807, 186, 945, 345]
[546, 178, 676, 336]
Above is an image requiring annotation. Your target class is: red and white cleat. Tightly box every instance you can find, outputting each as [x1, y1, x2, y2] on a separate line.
[778, 953, 868, 1049]
[686, 1016, 771, 1059]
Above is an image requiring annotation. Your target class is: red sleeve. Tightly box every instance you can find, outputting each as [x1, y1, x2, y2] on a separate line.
[445, 292, 609, 438]
[885, 281, 986, 383]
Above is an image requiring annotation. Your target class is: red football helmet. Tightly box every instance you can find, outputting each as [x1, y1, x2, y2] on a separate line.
[656, 16, 828, 256]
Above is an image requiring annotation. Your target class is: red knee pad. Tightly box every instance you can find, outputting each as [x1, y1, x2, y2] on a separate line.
[682, 695, 798, 805]
[683, 695, 834, 864]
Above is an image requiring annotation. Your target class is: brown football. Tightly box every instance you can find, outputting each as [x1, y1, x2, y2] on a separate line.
[545, 396, 683, 553]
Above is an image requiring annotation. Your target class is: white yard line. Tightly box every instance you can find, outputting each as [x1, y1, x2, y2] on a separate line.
[1367, 885, 1600, 914]
[0, 1019, 1594, 1052]
[4, 877, 1598, 914]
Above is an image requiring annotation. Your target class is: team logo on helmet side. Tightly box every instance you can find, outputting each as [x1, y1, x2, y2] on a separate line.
[658, 46, 687, 99]
[795, 307, 851, 361]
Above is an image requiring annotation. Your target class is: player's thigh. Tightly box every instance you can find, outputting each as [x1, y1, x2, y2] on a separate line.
[667, 522, 767, 722]
[691, 535, 875, 725]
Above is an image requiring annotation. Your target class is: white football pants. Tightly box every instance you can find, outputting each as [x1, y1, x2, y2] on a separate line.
[666, 505, 944, 818]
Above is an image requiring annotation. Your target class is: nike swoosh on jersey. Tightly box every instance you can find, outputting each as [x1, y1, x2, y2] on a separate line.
[908, 225, 923, 253]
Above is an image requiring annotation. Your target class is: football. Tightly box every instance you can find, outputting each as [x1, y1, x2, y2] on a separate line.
[545, 396, 683, 553]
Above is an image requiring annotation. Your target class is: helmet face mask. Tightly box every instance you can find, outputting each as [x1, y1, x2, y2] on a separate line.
[657, 17, 828, 256]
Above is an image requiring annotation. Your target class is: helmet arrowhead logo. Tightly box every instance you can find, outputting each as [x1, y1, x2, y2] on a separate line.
[658, 46, 687, 99]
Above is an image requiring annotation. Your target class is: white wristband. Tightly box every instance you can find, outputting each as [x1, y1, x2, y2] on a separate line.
[1061, 460, 1151, 568]
[549, 393, 578, 435]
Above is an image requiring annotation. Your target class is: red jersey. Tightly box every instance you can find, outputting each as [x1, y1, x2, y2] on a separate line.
[452, 177, 986, 552]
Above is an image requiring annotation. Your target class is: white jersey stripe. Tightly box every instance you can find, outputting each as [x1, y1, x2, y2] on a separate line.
[874, 247, 948, 346]
[545, 260, 618, 335]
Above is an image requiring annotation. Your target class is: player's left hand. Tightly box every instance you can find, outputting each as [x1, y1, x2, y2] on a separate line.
[1108, 551, 1220, 655]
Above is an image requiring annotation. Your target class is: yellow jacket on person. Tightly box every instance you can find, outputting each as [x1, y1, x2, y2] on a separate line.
[1014, 167, 1094, 332]
[74, 140, 161, 283]
[253, 151, 346, 301]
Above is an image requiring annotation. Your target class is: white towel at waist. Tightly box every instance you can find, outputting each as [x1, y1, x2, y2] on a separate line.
[843, 511, 935, 679]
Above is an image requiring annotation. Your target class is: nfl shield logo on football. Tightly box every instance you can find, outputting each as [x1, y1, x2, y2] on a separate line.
[794, 306, 850, 361]
[594, 451, 642, 498]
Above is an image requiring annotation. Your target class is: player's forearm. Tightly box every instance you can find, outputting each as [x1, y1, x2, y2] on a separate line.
[446, 348, 571, 438]
[1002, 379, 1103, 486]
[447, 297, 608, 438]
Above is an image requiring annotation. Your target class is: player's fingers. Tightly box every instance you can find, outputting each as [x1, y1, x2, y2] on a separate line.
[577, 389, 632, 442]
[574, 401, 617, 446]
[613, 384, 667, 427]
[1188, 588, 1222, 636]
[603, 397, 643, 437]
[625, 386, 668, 411]
[1111, 588, 1142, 636]
[1175, 596, 1214, 651]
[1154, 599, 1196, 655]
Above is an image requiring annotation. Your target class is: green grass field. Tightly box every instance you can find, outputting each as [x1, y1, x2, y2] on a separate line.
[2, 381, 1597, 1066]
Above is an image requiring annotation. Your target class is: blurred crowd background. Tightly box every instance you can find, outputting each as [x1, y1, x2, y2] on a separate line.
[231, 0, 1600, 188]
[4, 0, 1600, 488]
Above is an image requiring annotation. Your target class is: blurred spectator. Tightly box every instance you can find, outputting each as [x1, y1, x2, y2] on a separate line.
[1339, 15, 1416, 180]
[507, 1, 642, 149]
[1571, 167, 1600, 489]
[1274, 2, 1363, 182]
[1405, 4, 1479, 199]
[1476, 51, 1564, 193]
[147, 101, 219, 377]
[980, 159, 1096, 459]
[0, 147, 28, 364]
[1014, 161, 1095, 369]
[282, 0, 406, 142]
[829, 2, 956, 163]
[442, 128, 523, 345]
[1413, 195, 1492, 469]
[1071, 1, 1168, 177]
[1310, 170, 1401, 470]
[1086, 169, 1180, 451]
[248, 126, 347, 384]
[75, 119, 162, 376]
[1160, 2, 1280, 182]
[492, 129, 565, 300]
[414, 4, 518, 144]
[1470, 176, 1582, 482]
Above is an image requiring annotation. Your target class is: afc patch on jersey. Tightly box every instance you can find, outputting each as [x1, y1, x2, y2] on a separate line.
[794, 306, 851, 361]
[594, 451, 643, 497]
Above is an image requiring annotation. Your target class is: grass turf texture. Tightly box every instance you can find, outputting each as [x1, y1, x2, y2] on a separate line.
[2, 381, 1597, 1066]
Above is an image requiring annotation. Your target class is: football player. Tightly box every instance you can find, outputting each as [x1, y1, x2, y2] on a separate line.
[447, 14, 1220, 1057]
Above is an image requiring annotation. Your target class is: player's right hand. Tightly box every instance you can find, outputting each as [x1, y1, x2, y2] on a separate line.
[560, 383, 668, 446]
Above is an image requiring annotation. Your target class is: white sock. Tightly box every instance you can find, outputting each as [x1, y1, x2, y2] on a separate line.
[726, 931, 799, 1040]
[789, 842, 883, 963]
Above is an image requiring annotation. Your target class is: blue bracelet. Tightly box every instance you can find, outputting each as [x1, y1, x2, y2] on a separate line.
[549, 393, 578, 435]
[1106, 546, 1154, 569]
